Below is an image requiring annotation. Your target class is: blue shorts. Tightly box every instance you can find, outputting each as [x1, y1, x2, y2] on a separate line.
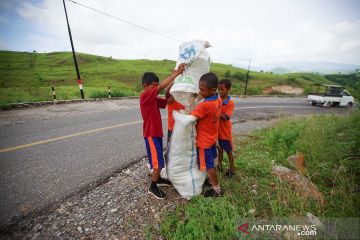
[196, 144, 217, 171]
[218, 139, 233, 152]
[144, 137, 164, 169]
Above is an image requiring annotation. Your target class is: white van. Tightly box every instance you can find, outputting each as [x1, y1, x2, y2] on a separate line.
[307, 85, 355, 107]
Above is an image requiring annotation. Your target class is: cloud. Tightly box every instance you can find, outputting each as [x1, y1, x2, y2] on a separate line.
[11, 0, 360, 66]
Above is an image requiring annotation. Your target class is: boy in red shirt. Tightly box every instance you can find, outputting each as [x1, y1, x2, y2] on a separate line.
[190, 72, 222, 197]
[217, 79, 235, 176]
[140, 64, 185, 200]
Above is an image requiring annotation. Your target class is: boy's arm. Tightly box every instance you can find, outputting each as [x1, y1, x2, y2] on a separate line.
[165, 81, 175, 105]
[167, 95, 175, 105]
[164, 74, 175, 99]
[157, 97, 168, 109]
[173, 111, 197, 124]
[157, 63, 186, 93]
[165, 88, 172, 99]
[220, 101, 234, 121]
[220, 113, 230, 121]
[190, 103, 206, 119]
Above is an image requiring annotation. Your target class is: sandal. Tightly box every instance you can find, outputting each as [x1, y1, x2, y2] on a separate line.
[225, 169, 235, 177]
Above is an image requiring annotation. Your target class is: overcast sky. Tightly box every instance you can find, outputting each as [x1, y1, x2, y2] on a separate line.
[1, 0, 360, 68]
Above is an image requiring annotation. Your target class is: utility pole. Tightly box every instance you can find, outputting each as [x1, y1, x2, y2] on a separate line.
[62, 0, 84, 99]
[244, 60, 251, 96]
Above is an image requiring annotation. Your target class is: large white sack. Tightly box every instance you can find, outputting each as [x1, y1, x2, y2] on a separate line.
[166, 111, 206, 199]
[170, 40, 211, 107]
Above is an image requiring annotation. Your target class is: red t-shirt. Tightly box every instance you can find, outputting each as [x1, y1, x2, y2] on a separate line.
[191, 95, 221, 148]
[219, 96, 234, 140]
[167, 100, 185, 131]
[140, 87, 167, 137]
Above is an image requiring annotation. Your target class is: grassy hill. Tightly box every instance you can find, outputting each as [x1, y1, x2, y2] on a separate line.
[0, 51, 358, 105]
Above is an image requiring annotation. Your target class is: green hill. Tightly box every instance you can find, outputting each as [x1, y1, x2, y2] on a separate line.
[0, 51, 358, 105]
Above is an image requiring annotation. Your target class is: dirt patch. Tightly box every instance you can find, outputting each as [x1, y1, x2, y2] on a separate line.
[272, 165, 325, 206]
[263, 85, 304, 95]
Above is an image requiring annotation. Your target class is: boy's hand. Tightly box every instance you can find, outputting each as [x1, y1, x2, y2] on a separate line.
[158, 63, 186, 93]
[175, 63, 186, 75]
[220, 113, 230, 121]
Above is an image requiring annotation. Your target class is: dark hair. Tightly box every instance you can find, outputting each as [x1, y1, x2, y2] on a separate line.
[219, 79, 232, 89]
[142, 72, 159, 85]
[199, 72, 218, 89]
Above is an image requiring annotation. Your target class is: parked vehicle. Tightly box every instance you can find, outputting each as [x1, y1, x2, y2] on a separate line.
[307, 85, 355, 107]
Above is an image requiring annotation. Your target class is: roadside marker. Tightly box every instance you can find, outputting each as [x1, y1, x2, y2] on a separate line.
[52, 86, 57, 102]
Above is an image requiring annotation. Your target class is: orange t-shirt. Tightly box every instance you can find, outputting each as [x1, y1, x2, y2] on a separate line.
[218, 96, 234, 140]
[167, 100, 185, 131]
[191, 95, 221, 148]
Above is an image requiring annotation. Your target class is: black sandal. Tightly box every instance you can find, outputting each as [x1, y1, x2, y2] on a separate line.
[225, 169, 235, 177]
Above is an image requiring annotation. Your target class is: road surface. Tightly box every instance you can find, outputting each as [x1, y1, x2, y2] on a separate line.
[0, 97, 354, 225]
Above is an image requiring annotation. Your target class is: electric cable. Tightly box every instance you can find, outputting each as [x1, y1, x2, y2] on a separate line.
[67, 0, 183, 43]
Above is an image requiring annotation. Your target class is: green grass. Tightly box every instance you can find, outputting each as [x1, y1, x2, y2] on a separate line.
[2, 50, 358, 105]
[159, 110, 360, 239]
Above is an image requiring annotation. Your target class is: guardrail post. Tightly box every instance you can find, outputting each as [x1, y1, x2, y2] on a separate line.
[52, 86, 57, 102]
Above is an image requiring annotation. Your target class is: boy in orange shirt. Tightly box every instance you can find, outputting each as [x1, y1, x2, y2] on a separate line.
[217, 79, 235, 176]
[165, 87, 185, 144]
[190, 72, 222, 197]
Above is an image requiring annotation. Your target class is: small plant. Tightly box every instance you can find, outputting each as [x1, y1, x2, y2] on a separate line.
[89, 90, 108, 98]
[246, 86, 262, 95]
[89, 88, 135, 98]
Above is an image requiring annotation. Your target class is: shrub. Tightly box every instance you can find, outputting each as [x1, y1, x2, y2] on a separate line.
[246, 86, 262, 95]
[89, 89, 135, 98]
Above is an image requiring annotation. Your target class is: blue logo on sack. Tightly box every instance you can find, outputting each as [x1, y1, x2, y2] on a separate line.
[180, 45, 196, 60]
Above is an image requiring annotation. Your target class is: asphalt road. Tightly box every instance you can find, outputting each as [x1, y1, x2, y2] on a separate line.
[0, 97, 354, 225]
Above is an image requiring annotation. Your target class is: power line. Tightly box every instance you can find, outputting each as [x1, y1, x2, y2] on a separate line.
[67, 0, 182, 43]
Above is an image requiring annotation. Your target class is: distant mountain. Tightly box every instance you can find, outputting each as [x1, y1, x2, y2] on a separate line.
[252, 61, 359, 75]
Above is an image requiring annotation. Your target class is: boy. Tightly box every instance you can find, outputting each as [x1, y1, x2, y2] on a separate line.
[140, 63, 185, 200]
[217, 79, 235, 176]
[165, 91, 185, 143]
[190, 72, 222, 197]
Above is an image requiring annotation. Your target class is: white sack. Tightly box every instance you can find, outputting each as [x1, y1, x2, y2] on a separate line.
[166, 111, 206, 199]
[170, 40, 211, 107]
